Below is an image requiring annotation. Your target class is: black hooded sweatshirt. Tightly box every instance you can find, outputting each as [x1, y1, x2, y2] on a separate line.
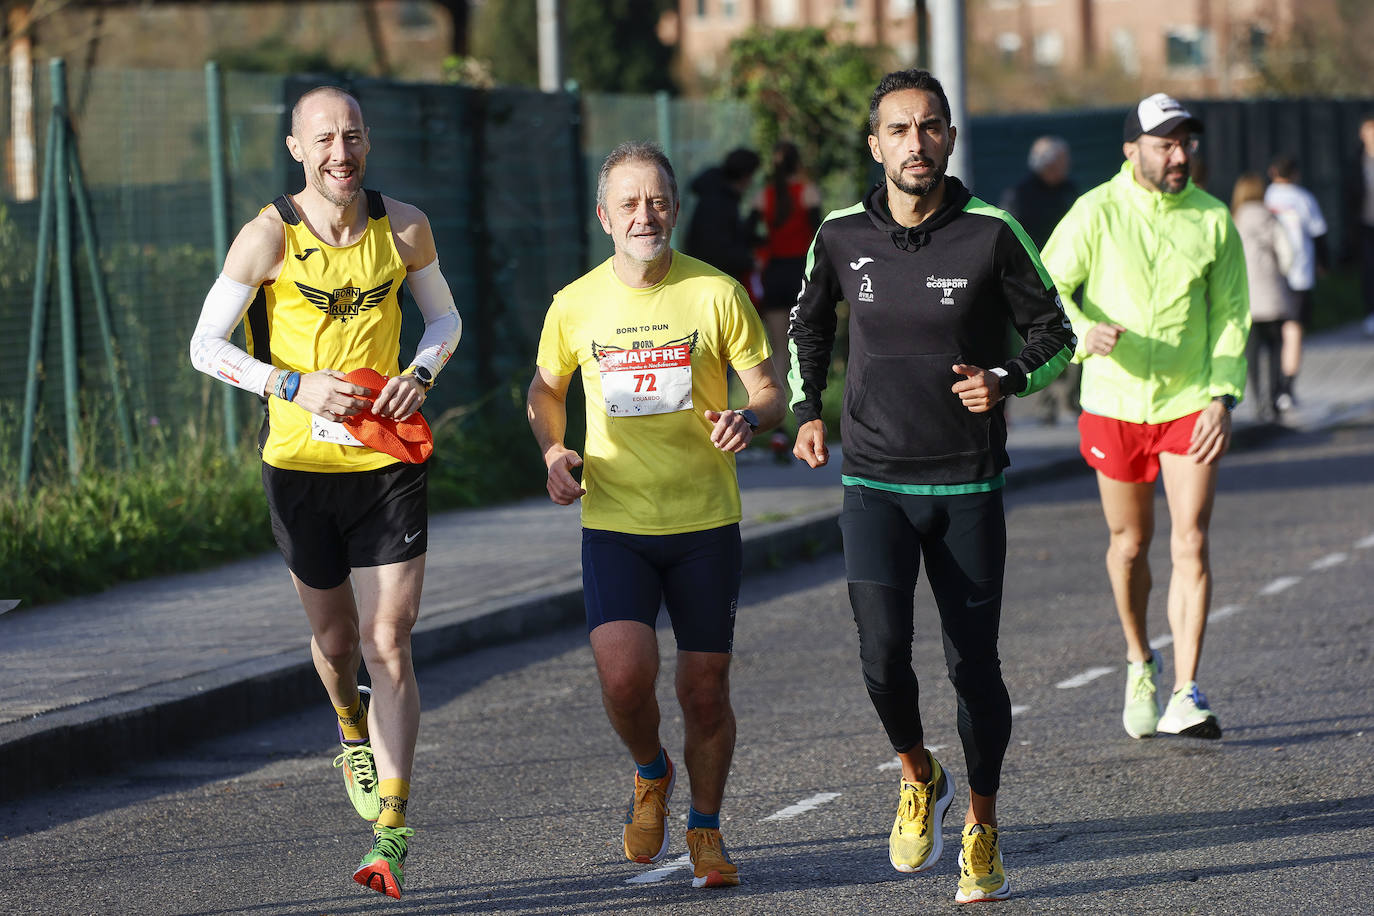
[789, 177, 1075, 487]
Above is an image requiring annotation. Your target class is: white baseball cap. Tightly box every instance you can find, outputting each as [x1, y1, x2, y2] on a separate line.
[1124, 93, 1204, 142]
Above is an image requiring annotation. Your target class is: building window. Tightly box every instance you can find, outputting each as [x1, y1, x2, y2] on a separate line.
[697, 0, 708, 17]
[996, 32, 1022, 64]
[722, 0, 736, 18]
[1112, 27, 1139, 75]
[1166, 26, 1213, 69]
[1033, 31, 1064, 67]
[1248, 25, 1268, 66]
[770, 0, 797, 23]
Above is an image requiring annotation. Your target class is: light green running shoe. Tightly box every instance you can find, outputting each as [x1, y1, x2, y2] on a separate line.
[1122, 650, 1161, 739]
[955, 823, 1011, 903]
[353, 825, 414, 899]
[1157, 681, 1222, 739]
[332, 686, 380, 821]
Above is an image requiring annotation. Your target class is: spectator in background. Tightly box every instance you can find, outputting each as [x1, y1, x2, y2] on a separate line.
[683, 147, 762, 299]
[1001, 136, 1081, 425]
[1265, 155, 1329, 411]
[1000, 136, 1077, 249]
[1344, 115, 1374, 337]
[751, 140, 822, 382]
[1232, 173, 1297, 423]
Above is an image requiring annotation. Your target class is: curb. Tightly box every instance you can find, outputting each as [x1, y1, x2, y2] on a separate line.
[0, 415, 1335, 800]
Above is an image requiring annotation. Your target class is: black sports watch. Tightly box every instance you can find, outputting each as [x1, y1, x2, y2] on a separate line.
[738, 408, 760, 431]
[1212, 394, 1236, 412]
[408, 365, 434, 391]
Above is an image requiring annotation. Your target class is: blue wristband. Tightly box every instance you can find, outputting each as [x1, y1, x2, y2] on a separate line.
[284, 371, 300, 402]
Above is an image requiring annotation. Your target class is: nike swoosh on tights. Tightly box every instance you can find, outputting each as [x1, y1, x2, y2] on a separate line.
[404, 530, 421, 544]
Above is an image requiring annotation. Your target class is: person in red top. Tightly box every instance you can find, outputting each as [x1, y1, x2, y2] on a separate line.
[751, 141, 822, 379]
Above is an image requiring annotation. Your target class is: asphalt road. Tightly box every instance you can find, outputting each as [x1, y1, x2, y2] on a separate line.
[4, 421, 1372, 915]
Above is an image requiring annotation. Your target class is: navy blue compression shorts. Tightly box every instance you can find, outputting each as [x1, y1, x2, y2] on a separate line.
[581, 523, 742, 653]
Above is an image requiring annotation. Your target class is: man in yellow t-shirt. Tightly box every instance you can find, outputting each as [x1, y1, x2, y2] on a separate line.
[528, 141, 784, 889]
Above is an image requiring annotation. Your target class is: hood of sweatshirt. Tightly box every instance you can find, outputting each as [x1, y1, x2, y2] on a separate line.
[862, 175, 973, 253]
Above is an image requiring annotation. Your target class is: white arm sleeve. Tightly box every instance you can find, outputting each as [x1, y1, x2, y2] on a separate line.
[189, 274, 275, 396]
[405, 259, 462, 377]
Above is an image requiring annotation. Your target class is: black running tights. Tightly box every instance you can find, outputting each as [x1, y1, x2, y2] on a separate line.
[838, 484, 1012, 797]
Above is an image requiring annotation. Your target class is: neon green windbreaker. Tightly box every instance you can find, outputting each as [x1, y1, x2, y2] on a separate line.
[1040, 162, 1250, 424]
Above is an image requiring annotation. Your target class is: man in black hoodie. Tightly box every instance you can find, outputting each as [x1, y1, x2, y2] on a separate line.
[789, 69, 1074, 906]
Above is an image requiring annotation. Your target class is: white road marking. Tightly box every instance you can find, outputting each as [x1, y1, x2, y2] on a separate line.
[1260, 576, 1302, 596]
[1010, 705, 1030, 717]
[763, 792, 842, 821]
[1149, 633, 1174, 649]
[1210, 603, 1243, 622]
[625, 854, 691, 884]
[1310, 552, 1348, 571]
[1055, 666, 1116, 689]
[1356, 533, 1374, 550]
[0, 599, 18, 615]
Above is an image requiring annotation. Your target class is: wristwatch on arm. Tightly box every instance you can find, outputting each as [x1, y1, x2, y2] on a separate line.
[738, 408, 760, 431]
[1212, 394, 1236, 412]
[406, 365, 434, 391]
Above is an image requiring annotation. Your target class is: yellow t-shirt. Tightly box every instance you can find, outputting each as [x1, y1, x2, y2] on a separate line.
[245, 191, 409, 472]
[536, 253, 770, 535]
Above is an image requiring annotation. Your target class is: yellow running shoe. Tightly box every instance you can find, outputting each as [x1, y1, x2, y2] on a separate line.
[686, 827, 740, 888]
[889, 751, 954, 873]
[333, 743, 380, 822]
[956, 823, 1011, 904]
[622, 755, 675, 863]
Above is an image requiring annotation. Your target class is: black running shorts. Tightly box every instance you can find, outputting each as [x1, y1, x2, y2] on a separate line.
[262, 460, 428, 590]
[581, 523, 742, 653]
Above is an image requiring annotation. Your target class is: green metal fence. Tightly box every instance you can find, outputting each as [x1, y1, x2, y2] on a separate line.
[4, 65, 1371, 491]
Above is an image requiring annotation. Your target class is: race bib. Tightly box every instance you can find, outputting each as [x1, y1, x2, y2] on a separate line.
[311, 414, 364, 446]
[599, 344, 693, 417]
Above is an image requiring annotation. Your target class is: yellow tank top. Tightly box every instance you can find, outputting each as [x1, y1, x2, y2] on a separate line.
[245, 190, 409, 472]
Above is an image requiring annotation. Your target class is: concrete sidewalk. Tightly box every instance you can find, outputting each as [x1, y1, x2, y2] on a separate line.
[4, 323, 1373, 798]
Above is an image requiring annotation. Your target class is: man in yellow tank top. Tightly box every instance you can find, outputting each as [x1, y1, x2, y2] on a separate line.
[528, 142, 785, 888]
[189, 86, 462, 899]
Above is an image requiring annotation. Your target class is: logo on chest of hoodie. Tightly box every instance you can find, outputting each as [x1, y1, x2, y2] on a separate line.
[926, 274, 969, 306]
[858, 273, 875, 303]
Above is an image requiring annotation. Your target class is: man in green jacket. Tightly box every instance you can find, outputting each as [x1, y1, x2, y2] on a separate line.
[1040, 93, 1249, 741]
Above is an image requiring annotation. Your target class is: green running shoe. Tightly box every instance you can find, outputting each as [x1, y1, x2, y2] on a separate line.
[1122, 650, 1161, 739]
[353, 825, 414, 899]
[333, 686, 380, 821]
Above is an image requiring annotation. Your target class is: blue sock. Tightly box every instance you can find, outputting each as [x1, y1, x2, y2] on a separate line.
[636, 748, 668, 781]
[687, 806, 720, 831]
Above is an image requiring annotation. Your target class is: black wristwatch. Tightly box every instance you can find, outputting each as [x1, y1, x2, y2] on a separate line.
[738, 408, 759, 431]
[1212, 394, 1236, 412]
[408, 365, 434, 391]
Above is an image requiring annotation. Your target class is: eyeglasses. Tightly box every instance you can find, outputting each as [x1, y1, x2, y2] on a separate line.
[1143, 136, 1200, 157]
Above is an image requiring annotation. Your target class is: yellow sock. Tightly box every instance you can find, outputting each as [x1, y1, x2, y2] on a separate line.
[377, 778, 410, 829]
[334, 696, 368, 743]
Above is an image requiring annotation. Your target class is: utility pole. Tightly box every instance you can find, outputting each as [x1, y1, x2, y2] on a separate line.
[929, 0, 970, 185]
[8, 2, 37, 200]
[537, 0, 565, 92]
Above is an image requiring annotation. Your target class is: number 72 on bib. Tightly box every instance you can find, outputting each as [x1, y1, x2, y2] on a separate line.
[599, 344, 694, 417]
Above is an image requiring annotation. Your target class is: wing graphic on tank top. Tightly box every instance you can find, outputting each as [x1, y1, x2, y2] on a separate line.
[296, 279, 395, 323]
